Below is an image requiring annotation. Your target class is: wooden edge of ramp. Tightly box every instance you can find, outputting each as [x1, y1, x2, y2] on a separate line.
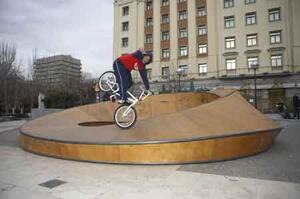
[19, 128, 281, 165]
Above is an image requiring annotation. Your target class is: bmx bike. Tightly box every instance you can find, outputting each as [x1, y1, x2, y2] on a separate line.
[98, 71, 151, 129]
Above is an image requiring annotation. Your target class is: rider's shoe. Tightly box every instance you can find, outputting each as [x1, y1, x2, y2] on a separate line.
[117, 99, 131, 105]
[117, 99, 124, 104]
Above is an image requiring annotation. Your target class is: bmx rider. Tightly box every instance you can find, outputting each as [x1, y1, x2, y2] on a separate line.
[113, 48, 153, 104]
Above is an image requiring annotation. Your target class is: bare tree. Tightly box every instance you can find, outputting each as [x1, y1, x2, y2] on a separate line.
[79, 71, 95, 105]
[27, 48, 38, 80]
[26, 48, 39, 110]
[0, 41, 17, 115]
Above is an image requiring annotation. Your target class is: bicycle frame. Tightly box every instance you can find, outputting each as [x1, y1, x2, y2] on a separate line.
[105, 79, 150, 117]
[106, 79, 120, 100]
[123, 88, 150, 116]
[106, 76, 150, 116]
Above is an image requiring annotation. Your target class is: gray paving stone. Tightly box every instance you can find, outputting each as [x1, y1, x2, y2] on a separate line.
[179, 120, 300, 184]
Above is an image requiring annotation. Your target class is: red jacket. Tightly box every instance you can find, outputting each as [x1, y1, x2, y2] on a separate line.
[117, 50, 145, 72]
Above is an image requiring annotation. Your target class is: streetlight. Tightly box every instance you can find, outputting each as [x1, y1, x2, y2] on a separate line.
[176, 67, 186, 92]
[251, 63, 259, 109]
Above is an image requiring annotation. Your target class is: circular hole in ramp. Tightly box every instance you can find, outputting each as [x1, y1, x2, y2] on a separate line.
[78, 121, 115, 127]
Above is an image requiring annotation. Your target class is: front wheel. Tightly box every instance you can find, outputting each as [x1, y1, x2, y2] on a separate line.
[114, 105, 137, 129]
[98, 71, 116, 92]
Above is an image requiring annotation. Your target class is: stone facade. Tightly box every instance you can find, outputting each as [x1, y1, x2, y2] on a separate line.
[113, 0, 300, 78]
[113, 0, 300, 112]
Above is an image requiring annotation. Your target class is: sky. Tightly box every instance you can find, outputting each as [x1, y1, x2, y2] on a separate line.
[0, 0, 114, 78]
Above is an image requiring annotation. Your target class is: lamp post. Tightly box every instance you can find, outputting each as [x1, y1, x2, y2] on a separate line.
[176, 67, 186, 92]
[251, 63, 259, 109]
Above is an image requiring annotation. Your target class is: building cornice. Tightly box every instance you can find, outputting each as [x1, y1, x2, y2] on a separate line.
[223, 52, 239, 56]
[244, 49, 261, 54]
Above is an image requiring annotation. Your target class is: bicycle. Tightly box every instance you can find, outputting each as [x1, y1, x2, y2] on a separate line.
[98, 71, 151, 129]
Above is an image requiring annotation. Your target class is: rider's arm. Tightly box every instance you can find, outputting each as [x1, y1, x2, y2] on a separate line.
[139, 67, 150, 90]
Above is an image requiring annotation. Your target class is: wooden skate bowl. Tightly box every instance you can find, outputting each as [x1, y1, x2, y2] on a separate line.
[19, 89, 282, 165]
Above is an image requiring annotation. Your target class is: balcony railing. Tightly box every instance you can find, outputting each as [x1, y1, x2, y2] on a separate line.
[132, 65, 300, 83]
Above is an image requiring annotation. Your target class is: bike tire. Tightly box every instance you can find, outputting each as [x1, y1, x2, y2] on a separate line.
[114, 105, 137, 129]
[98, 71, 116, 92]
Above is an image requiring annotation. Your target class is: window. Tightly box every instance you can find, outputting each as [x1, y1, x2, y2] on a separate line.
[179, 28, 188, 38]
[198, 44, 208, 54]
[161, 14, 169, 24]
[146, 69, 152, 79]
[122, 22, 129, 31]
[162, 31, 170, 40]
[226, 59, 236, 70]
[162, 0, 169, 6]
[145, 1, 153, 10]
[271, 55, 283, 68]
[245, 0, 255, 4]
[270, 31, 281, 44]
[122, 6, 129, 16]
[145, 34, 153, 43]
[225, 16, 235, 28]
[162, 67, 169, 78]
[145, 18, 153, 27]
[247, 33, 257, 46]
[225, 37, 235, 49]
[198, 7, 206, 17]
[179, 65, 188, 72]
[224, 0, 234, 8]
[198, 25, 207, 35]
[162, 49, 170, 59]
[179, 10, 187, 20]
[199, 63, 207, 76]
[269, 8, 280, 22]
[246, 12, 256, 25]
[122, 38, 128, 47]
[247, 57, 258, 68]
[179, 46, 188, 56]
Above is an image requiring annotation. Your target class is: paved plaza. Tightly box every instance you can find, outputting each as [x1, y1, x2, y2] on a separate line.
[0, 117, 299, 199]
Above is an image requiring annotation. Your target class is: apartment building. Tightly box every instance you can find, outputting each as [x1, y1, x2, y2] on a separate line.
[217, 0, 300, 77]
[33, 55, 82, 90]
[113, 0, 300, 81]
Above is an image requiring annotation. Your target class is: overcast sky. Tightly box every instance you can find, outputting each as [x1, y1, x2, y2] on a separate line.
[0, 0, 114, 78]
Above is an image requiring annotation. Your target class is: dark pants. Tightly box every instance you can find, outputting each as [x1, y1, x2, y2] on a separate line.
[294, 106, 300, 119]
[113, 60, 133, 101]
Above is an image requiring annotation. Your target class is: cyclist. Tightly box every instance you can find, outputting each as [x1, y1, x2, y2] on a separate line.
[113, 48, 152, 104]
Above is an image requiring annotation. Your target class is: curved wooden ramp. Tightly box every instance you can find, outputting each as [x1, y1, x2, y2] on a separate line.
[19, 89, 281, 164]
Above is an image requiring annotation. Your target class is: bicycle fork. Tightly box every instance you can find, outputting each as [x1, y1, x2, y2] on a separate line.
[122, 91, 138, 116]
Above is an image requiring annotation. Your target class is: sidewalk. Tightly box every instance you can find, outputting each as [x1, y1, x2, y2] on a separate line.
[0, 118, 299, 199]
[0, 120, 26, 133]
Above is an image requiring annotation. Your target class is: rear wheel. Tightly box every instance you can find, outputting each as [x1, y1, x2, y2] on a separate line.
[98, 71, 116, 92]
[114, 105, 137, 129]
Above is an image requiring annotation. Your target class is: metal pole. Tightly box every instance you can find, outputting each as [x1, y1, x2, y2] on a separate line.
[178, 74, 181, 92]
[254, 68, 257, 109]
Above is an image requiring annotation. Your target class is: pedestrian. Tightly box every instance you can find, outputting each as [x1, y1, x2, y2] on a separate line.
[93, 81, 100, 103]
[293, 94, 300, 119]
